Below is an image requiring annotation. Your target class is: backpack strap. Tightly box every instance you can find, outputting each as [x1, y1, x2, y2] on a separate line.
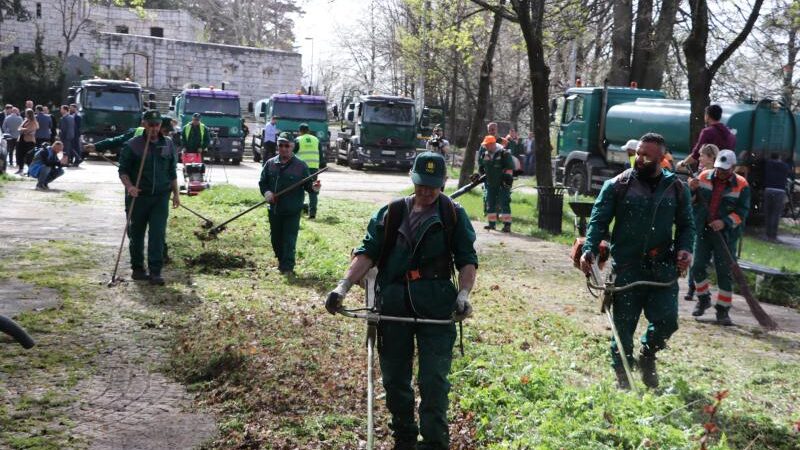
[437, 193, 458, 256]
[613, 168, 635, 203]
[377, 198, 406, 269]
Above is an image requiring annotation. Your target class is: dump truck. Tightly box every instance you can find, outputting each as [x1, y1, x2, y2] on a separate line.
[170, 87, 244, 164]
[67, 79, 153, 156]
[253, 94, 330, 162]
[554, 86, 798, 206]
[335, 95, 418, 170]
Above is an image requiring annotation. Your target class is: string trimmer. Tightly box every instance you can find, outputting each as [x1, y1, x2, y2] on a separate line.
[197, 167, 329, 240]
[585, 261, 677, 393]
[97, 149, 215, 228]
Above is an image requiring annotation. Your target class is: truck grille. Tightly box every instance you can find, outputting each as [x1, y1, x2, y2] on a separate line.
[207, 126, 230, 137]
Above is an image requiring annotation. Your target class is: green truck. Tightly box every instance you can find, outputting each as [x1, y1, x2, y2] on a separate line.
[253, 94, 330, 162]
[555, 86, 799, 198]
[170, 87, 244, 164]
[67, 79, 154, 156]
[335, 95, 418, 170]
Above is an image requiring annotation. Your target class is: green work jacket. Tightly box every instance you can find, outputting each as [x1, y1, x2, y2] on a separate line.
[692, 169, 751, 239]
[180, 123, 210, 151]
[505, 138, 524, 157]
[118, 135, 178, 196]
[258, 155, 312, 215]
[93, 127, 142, 153]
[583, 168, 695, 281]
[355, 195, 478, 320]
[477, 147, 514, 187]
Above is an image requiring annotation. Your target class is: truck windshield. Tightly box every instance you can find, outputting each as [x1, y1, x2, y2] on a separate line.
[363, 103, 415, 125]
[185, 96, 240, 116]
[272, 101, 327, 120]
[84, 89, 140, 112]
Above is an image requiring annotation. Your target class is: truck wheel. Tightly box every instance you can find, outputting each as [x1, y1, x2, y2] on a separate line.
[565, 162, 588, 195]
[348, 148, 363, 170]
[232, 158, 241, 166]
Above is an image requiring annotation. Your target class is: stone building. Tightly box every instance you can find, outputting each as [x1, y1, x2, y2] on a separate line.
[0, 0, 302, 108]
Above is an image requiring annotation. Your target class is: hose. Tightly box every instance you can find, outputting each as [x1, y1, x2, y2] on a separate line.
[0, 315, 35, 349]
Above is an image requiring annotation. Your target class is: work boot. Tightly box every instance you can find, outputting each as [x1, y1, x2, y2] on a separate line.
[692, 295, 711, 317]
[614, 365, 631, 391]
[683, 287, 695, 301]
[715, 305, 733, 326]
[392, 440, 417, 450]
[638, 348, 659, 389]
[149, 273, 165, 286]
[131, 268, 149, 281]
[484, 222, 496, 231]
[501, 222, 511, 233]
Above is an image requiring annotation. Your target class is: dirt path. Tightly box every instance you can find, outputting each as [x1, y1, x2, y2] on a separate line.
[0, 172, 217, 449]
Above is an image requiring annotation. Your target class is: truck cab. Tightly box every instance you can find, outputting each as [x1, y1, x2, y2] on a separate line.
[335, 95, 418, 170]
[69, 79, 151, 155]
[170, 88, 243, 164]
[554, 86, 666, 193]
[254, 94, 330, 162]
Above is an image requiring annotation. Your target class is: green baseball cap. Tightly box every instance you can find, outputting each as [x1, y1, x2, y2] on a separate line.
[411, 152, 446, 187]
[143, 110, 161, 124]
[160, 117, 174, 131]
[277, 132, 292, 143]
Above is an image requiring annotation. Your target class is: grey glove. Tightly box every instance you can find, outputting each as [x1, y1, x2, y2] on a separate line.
[325, 279, 352, 314]
[453, 290, 473, 321]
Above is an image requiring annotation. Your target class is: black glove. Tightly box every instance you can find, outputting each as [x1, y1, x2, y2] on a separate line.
[325, 292, 343, 315]
[502, 173, 514, 188]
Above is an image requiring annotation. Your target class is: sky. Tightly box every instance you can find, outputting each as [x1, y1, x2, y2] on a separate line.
[291, 0, 365, 83]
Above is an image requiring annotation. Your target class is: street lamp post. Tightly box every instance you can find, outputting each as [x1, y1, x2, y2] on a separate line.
[305, 37, 314, 95]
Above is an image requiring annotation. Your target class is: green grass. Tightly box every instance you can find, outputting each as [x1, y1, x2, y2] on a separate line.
[163, 184, 800, 449]
[740, 236, 800, 273]
[62, 191, 90, 203]
[0, 241, 101, 449]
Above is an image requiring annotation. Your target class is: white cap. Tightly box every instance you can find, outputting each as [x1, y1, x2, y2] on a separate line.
[622, 139, 640, 151]
[714, 149, 737, 170]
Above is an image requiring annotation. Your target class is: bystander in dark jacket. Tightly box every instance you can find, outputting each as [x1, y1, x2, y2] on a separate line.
[762, 153, 792, 240]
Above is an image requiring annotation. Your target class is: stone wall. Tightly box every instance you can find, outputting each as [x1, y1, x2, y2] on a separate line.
[95, 33, 301, 108]
[0, 0, 302, 108]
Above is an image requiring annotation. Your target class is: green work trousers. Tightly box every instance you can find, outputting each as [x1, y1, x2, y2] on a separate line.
[126, 193, 170, 275]
[609, 269, 679, 368]
[691, 228, 738, 307]
[483, 184, 511, 222]
[305, 169, 319, 216]
[379, 321, 456, 450]
[268, 209, 301, 271]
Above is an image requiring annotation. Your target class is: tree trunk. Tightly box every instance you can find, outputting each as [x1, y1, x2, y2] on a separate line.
[640, 0, 679, 89]
[784, 26, 797, 107]
[683, 0, 763, 145]
[513, 0, 553, 186]
[683, 0, 710, 146]
[458, 1, 505, 188]
[607, 0, 632, 86]
[630, 0, 653, 86]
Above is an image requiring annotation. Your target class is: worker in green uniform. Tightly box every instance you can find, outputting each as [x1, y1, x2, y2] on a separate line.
[325, 152, 478, 450]
[580, 133, 695, 389]
[178, 113, 210, 153]
[689, 149, 750, 326]
[259, 132, 320, 274]
[87, 116, 175, 153]
[475, 135, 514, 232]
[117, 110, 180, 286]
[294, 123, 326, 219]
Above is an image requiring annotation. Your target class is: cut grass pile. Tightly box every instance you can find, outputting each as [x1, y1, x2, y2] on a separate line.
[165, 184, 800, 449]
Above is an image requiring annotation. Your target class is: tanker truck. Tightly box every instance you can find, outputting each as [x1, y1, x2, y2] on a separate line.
[554, 86, 799, 215]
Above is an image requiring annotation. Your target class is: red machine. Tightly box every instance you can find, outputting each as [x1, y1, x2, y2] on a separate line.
[182, 152, 209, 195]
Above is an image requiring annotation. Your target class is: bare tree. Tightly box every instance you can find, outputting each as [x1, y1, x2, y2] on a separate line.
[607, 0, 632, 85]
[682, 0, 764, 144]
[56, 0, 93, 60]
[459, 1, 505, 188]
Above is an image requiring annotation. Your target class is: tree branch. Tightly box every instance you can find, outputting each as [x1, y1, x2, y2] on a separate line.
[708, 0, 764, 76]
[468, 0, 518, 22]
